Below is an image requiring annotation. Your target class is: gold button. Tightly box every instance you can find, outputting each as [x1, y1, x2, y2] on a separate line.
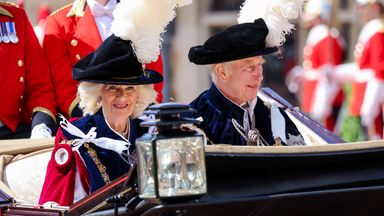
[71, 39, 78, 47]
[20, 95, 23, 100]
[75, 54, 81, 60]
[18, 108, 22, 112]
[303, 46, 312, 56]
[303, 59, 312, 70]
[17, 60, 23, 67]
[19, 77, 24, 83]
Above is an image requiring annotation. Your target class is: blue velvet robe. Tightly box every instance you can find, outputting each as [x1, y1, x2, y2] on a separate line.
[61, 109, 144, 192]
[189, 84, 304, 146]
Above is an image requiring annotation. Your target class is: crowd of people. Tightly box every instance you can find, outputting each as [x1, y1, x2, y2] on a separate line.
[287, 0, 384, 142]
[0, 0, 382, 206]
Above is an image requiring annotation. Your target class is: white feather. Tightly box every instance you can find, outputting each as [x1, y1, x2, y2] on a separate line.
[171, 0, 193, 7]
[238, 0, 304, 47]
[111, 0, 192, 63]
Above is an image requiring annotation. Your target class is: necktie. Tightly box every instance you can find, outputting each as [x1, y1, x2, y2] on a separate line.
[92, 3, 114, 17]
[242, 102, 251, 134]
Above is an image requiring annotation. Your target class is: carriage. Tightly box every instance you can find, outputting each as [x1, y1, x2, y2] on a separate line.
[1, 89, 384, 215]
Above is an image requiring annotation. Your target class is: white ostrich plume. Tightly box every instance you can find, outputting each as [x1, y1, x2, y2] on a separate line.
[238, 0, 304, 47]
[111, 0, 193, 63]
[171, 0, 193, 7]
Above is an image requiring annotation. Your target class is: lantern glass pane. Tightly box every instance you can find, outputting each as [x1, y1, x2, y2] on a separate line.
[136, 139, 156, 198]
[156, 136, 206, 197]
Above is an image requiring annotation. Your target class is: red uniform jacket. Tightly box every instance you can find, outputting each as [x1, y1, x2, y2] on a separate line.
[302, 25, 343, 112]
[350, 19, 384, 116]
[0, 3, 56, 132]
[301, 25, 344, 130]
[43, 1, 164, 118]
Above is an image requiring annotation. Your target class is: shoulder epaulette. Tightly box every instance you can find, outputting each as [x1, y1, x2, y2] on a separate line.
[50, 3, 73, 17]
[0, 2, 16, 18]
[0, 2, 18, 8]
[66, 0, 86, 18]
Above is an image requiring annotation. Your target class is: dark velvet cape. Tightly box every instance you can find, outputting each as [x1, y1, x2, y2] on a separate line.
[189, 84, 303, 145]
[61, 109, 144, 192]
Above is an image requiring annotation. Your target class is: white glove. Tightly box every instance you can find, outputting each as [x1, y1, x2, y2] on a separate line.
[360, 78, 384, 126]
[354, 69, 374, 83]
[332, 63, 359, 84]
[30, 123, 52, 139]
[310, 74, 340, 121]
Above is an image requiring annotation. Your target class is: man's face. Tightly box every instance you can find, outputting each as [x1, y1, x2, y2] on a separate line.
[220, 56, 265, 105]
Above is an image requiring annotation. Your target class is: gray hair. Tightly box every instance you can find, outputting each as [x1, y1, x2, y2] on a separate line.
[78, 82, 157, 118]
[210, 62, 233, 84]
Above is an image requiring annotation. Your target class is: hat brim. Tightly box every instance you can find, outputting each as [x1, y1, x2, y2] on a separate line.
[76, 69, 163, 85]
[190, 47, 278, 65]
[72, 45, 163, 85]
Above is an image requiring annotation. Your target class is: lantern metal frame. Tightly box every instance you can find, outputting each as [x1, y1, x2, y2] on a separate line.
[136, 103, 207, 202]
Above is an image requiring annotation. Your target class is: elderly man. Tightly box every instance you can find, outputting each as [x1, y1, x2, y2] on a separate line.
[187, 17, 306, 146]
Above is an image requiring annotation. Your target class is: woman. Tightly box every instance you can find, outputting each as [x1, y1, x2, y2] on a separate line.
[39, 35, 162, 206]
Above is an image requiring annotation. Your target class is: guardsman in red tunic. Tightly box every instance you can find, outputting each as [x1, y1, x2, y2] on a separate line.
[0, 2, 57, 139]
[33, 4, 51, 46]
[43, 0, 164, 118]
[350, 0, 384, 140]
[301, 0, 345, 132]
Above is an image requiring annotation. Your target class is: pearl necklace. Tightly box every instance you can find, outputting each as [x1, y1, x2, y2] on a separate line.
[118, 121, 130, 139]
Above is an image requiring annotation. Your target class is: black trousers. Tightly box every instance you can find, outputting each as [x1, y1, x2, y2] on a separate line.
[0, 123, 31, 140]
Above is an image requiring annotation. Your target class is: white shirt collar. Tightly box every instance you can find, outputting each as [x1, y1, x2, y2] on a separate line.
[216, 86, 258, 112]
[87, 0, 116, 17]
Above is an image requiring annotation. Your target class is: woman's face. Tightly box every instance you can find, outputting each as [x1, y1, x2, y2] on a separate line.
[101, 84, 139, 124]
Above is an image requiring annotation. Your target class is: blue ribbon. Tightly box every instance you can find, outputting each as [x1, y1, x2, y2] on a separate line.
[1, 22, 9, 43]
[8, 22, 18, 43]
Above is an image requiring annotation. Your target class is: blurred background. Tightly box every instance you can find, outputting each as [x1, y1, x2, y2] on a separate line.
[9, 0, 359, 103]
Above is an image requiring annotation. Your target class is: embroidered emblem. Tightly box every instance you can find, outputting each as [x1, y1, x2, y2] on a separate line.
[232, 118, 267, 146]
[55, 147, 69, 165]
[273, 137, 283, 146]
[286, 134, 305, 146]
[143, 70, 150, 78]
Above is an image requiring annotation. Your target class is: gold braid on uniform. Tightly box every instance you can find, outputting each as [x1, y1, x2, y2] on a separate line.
[50, 4, 71, 16]
[0, 2, 17, 7]
[84, 143, 111, 184]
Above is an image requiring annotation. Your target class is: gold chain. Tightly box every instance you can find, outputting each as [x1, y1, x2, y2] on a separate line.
[274, 137, 283, 146]
[83, 143, 111, 184]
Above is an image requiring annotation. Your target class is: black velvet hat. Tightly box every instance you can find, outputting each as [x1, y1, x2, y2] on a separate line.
[73, 35, 163, 85]
[188, 18, 277, 65]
